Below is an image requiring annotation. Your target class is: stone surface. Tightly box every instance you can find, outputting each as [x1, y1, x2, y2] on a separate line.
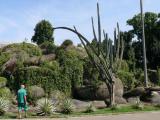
[75, 76, 124, 103]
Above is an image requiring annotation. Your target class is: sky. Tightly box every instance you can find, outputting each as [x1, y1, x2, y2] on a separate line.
[0, 0, 160, 45]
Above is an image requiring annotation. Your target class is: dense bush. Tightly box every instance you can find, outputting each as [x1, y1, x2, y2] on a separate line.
[57, 49, 83, 89]
[14, 66, 72, 96]
[40, 61, 59, 72]
[39, 41, 57, 54]
[83, 57, 100, 86]
[61, 39, 73, 48]
[0, 77, 7, 88]
[0, 52, 10, 71]
[1, 43, 42, 57]
[0, 87, 12, 100]
[27, 86, 45, 105]
[117, 70, 136, 91]
[119, 60, 129, 72]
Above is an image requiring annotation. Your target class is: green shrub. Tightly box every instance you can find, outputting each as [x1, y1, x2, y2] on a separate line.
[0, 77, 7, 88]
[0, 87, 12, 100]
[57, 49, 84, 88]
[84, 103, 96, 113]
[110, 104, 121, 111]
[0, 97, 10, 115]
[39, 41, 57, 54]
[61, 39, 73, 48]
[40, 61, 60, 72]
[131, 102, 144, 110]
[36, 98, 56, 116]
[14, 66, 72, 96]
[27, 86, 45, 105]
[0, 52, 10, 70]
[117, 70, 136, 91]
[131, 98, 144, 110]
[2, 43, 42, 57]
[60, 98, 74, 114]
[120, 60, 129, 72]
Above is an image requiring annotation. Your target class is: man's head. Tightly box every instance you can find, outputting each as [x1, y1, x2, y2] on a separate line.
[21, 84, 25, 89]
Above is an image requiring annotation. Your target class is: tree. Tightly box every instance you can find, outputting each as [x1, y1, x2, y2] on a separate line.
[127, 12, 160, 69]
[121, 31, 135, 72]
[61, 39, 73, 48]
[31, 20, 54, 45]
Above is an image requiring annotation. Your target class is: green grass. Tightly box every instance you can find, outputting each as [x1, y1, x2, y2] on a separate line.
[71, 105, 160, 116]
[1, 105, 160, 119]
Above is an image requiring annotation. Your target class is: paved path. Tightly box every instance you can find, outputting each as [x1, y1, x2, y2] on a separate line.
[6, 112, 160, 120]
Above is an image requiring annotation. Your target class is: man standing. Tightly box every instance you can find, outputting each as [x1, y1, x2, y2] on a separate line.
[17, 84, 28, 119]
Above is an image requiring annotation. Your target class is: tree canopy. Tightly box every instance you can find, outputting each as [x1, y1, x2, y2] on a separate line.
[127, 12, 160, 69]
[31, 20, 54, 45]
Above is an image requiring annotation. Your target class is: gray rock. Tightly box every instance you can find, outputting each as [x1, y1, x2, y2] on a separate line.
[75, 76, 124, 103]
[127, 97, 140, 104]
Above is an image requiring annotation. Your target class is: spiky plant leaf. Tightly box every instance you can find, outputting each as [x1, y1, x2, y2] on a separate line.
[36, 98, 56, 116]
[0, 97, 10, 115]
[60, 98, 74, 114]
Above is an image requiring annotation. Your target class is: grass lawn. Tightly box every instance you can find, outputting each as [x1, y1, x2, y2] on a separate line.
[1, 105, 160, 119]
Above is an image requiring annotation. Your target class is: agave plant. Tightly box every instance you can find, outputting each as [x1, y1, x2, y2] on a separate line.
[0, 97, 10, 115]
[60, 98, 74, 114]
[36, 98, 56, 116]
[84, 102, 96, 113]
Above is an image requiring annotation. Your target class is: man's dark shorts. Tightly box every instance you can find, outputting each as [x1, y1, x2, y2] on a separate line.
[18, 103, 28, 111]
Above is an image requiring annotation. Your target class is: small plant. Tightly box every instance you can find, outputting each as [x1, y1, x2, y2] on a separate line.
[36, 98, 56, 116]
[0, 97, 10, 116]
[84, 103, 96, 113]
[60, 98, 74, 114]
[110, 104, 121, 110]
[131, 98, 144, 110]
[132, 103, 144, 110]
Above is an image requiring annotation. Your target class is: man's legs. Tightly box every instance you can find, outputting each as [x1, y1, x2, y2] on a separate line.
[24, 104, 28, 118]
[18, 109, 22, 119]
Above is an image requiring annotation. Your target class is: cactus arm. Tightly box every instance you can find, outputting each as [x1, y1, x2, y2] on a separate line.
[91, 17, 98, 41]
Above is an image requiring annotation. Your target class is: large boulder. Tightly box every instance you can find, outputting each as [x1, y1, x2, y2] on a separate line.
[150, 92, 160, 104]
[75, 76, 124, 103]
[123, 87, 145, 98]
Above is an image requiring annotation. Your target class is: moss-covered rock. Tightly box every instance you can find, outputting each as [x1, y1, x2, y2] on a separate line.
[0, 43, 42, 74]
[27, 85, 45, 105]
[2, 43, 42, 57]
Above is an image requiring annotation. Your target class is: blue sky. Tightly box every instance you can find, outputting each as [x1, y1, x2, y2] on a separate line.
[0, 0, 160, 45]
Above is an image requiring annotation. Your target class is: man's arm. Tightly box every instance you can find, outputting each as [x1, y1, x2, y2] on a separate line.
[24, 95, 27, 104]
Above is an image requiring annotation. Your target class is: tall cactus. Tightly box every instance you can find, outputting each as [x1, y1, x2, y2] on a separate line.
[53, 2, 124, 107]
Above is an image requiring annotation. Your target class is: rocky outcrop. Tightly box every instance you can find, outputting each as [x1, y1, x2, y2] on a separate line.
[75, 76, 125, 104]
